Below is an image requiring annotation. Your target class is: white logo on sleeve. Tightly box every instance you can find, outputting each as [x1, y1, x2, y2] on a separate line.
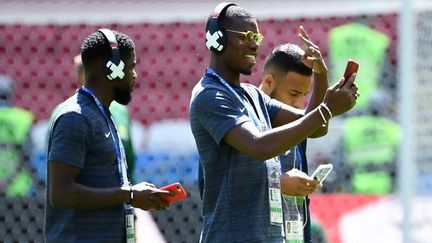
[105, 132, 111, 138]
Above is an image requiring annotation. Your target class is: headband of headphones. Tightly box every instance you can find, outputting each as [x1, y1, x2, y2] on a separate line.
[210, 2, 236, 18]
[98, 28, 125, 80]
[205, 2, 237, 54]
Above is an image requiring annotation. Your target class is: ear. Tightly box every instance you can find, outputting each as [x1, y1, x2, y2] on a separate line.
[261, 74, 276, 94]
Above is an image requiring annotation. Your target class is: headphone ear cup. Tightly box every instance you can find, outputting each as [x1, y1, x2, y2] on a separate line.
[105, 58, 125, 81]
[205, 2, 236, 54]
[205, 18, 227, 54]
[105, 45, 125, 81]
[206, 29, 227, 54]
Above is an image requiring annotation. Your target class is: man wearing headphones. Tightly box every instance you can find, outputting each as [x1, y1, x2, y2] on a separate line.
[189, 3, 359, 242]
[49, 54, 137, 185]
[45, 29, 172, 243]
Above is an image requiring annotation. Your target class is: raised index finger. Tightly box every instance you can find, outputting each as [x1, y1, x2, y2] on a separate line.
[298, 26, 317, 49]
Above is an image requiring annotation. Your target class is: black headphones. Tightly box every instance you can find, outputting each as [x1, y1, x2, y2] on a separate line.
[98, 28, 125, 80]
[205, 2, 237, 54]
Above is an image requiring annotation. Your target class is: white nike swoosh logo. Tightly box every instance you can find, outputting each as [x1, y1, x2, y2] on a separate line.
[105, 132, 111, 138]
[240, 107, 246, 112]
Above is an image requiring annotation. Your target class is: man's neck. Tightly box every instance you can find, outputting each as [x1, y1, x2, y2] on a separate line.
[209, 62, 241, 87]
[83, 84, 112, 108]
[209, 57, 240, 86]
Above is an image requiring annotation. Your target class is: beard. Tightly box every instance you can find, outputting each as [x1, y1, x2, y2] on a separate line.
[238, 63, 253, 75]
[239, 68, 252, 75]
[113, 85, 132, 105]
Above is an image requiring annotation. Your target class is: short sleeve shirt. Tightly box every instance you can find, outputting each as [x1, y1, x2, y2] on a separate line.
[44, 90, 126, 243]
[190, 73, 284, 243]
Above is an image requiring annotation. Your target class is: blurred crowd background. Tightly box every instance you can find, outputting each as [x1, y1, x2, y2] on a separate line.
[0, 0, 431, 242]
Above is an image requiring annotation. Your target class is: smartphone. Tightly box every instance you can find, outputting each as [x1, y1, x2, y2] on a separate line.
[311, 164, 333, 183]
[160, 182, 187, 203]
[342, 59, 359, 86]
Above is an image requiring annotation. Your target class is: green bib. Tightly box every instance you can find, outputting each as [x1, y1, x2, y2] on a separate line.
[0, 107, 34, 197]
[329, 23, 390, 109]
[343, 115, 401, 194]
[0, 107, 34, 144]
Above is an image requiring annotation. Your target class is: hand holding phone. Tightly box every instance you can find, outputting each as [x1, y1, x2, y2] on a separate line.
[342, 59, 359, 87]
[160, 182, 187, 203]
[311, 164, 333, 183]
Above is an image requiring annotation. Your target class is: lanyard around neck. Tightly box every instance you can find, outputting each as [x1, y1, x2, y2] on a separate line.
[80, 86, 130, 186]
[206, 68, 245, 105]
[205, 68, 262, 124]
[293, 146, 303, 171]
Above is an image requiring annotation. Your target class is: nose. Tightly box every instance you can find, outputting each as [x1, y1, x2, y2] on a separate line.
[294, 99, 306, 109]
[248, 40, 260, 50]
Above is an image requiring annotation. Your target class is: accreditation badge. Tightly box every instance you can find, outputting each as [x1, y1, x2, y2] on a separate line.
[266, 158, 283, 225]
[125, 204, 135, 243]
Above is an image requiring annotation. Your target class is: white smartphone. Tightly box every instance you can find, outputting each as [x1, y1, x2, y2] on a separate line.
[311, 164, 333, 183]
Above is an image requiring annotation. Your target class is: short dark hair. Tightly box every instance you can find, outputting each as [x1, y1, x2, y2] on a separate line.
[264, 43, 312, 77]
[222, 6, 254, 28]
[205, 5, 254, 32]
[80, 30, 135, 67]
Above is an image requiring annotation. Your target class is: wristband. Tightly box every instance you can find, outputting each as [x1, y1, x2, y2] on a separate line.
[128, 186, 134, 204]
[317, 106, 327, 128]
[321, 103, 333, 118]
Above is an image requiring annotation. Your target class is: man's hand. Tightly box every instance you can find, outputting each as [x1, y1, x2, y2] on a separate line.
[131, 182, 174, 211]
[280, 169, 320, 196]
[323, 73, 359, 116]
[298, 26, 328, 75]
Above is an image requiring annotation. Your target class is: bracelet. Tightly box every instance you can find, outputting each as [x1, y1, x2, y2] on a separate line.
[317, 106, 327, 128]
[128, 186, 134, 204]
[321, 103, 333, 118]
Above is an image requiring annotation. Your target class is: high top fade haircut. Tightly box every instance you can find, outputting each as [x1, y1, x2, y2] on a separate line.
[264, 43, 313, 77]
[205, 5, 255, 32]
[222, 5, 254, 29]
[80, 30, 135, 68]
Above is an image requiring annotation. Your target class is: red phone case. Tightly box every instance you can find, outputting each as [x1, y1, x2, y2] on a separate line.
[342, 59, 359, 86]
[160, 182, 187, 203]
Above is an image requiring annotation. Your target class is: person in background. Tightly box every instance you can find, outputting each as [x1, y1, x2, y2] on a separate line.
[259, 43, 328, 242]
[341, 90, 400, 195]
[189, 3, 359, 242]
[44, 29, 172, 242]
[0, 75, 34, 198]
